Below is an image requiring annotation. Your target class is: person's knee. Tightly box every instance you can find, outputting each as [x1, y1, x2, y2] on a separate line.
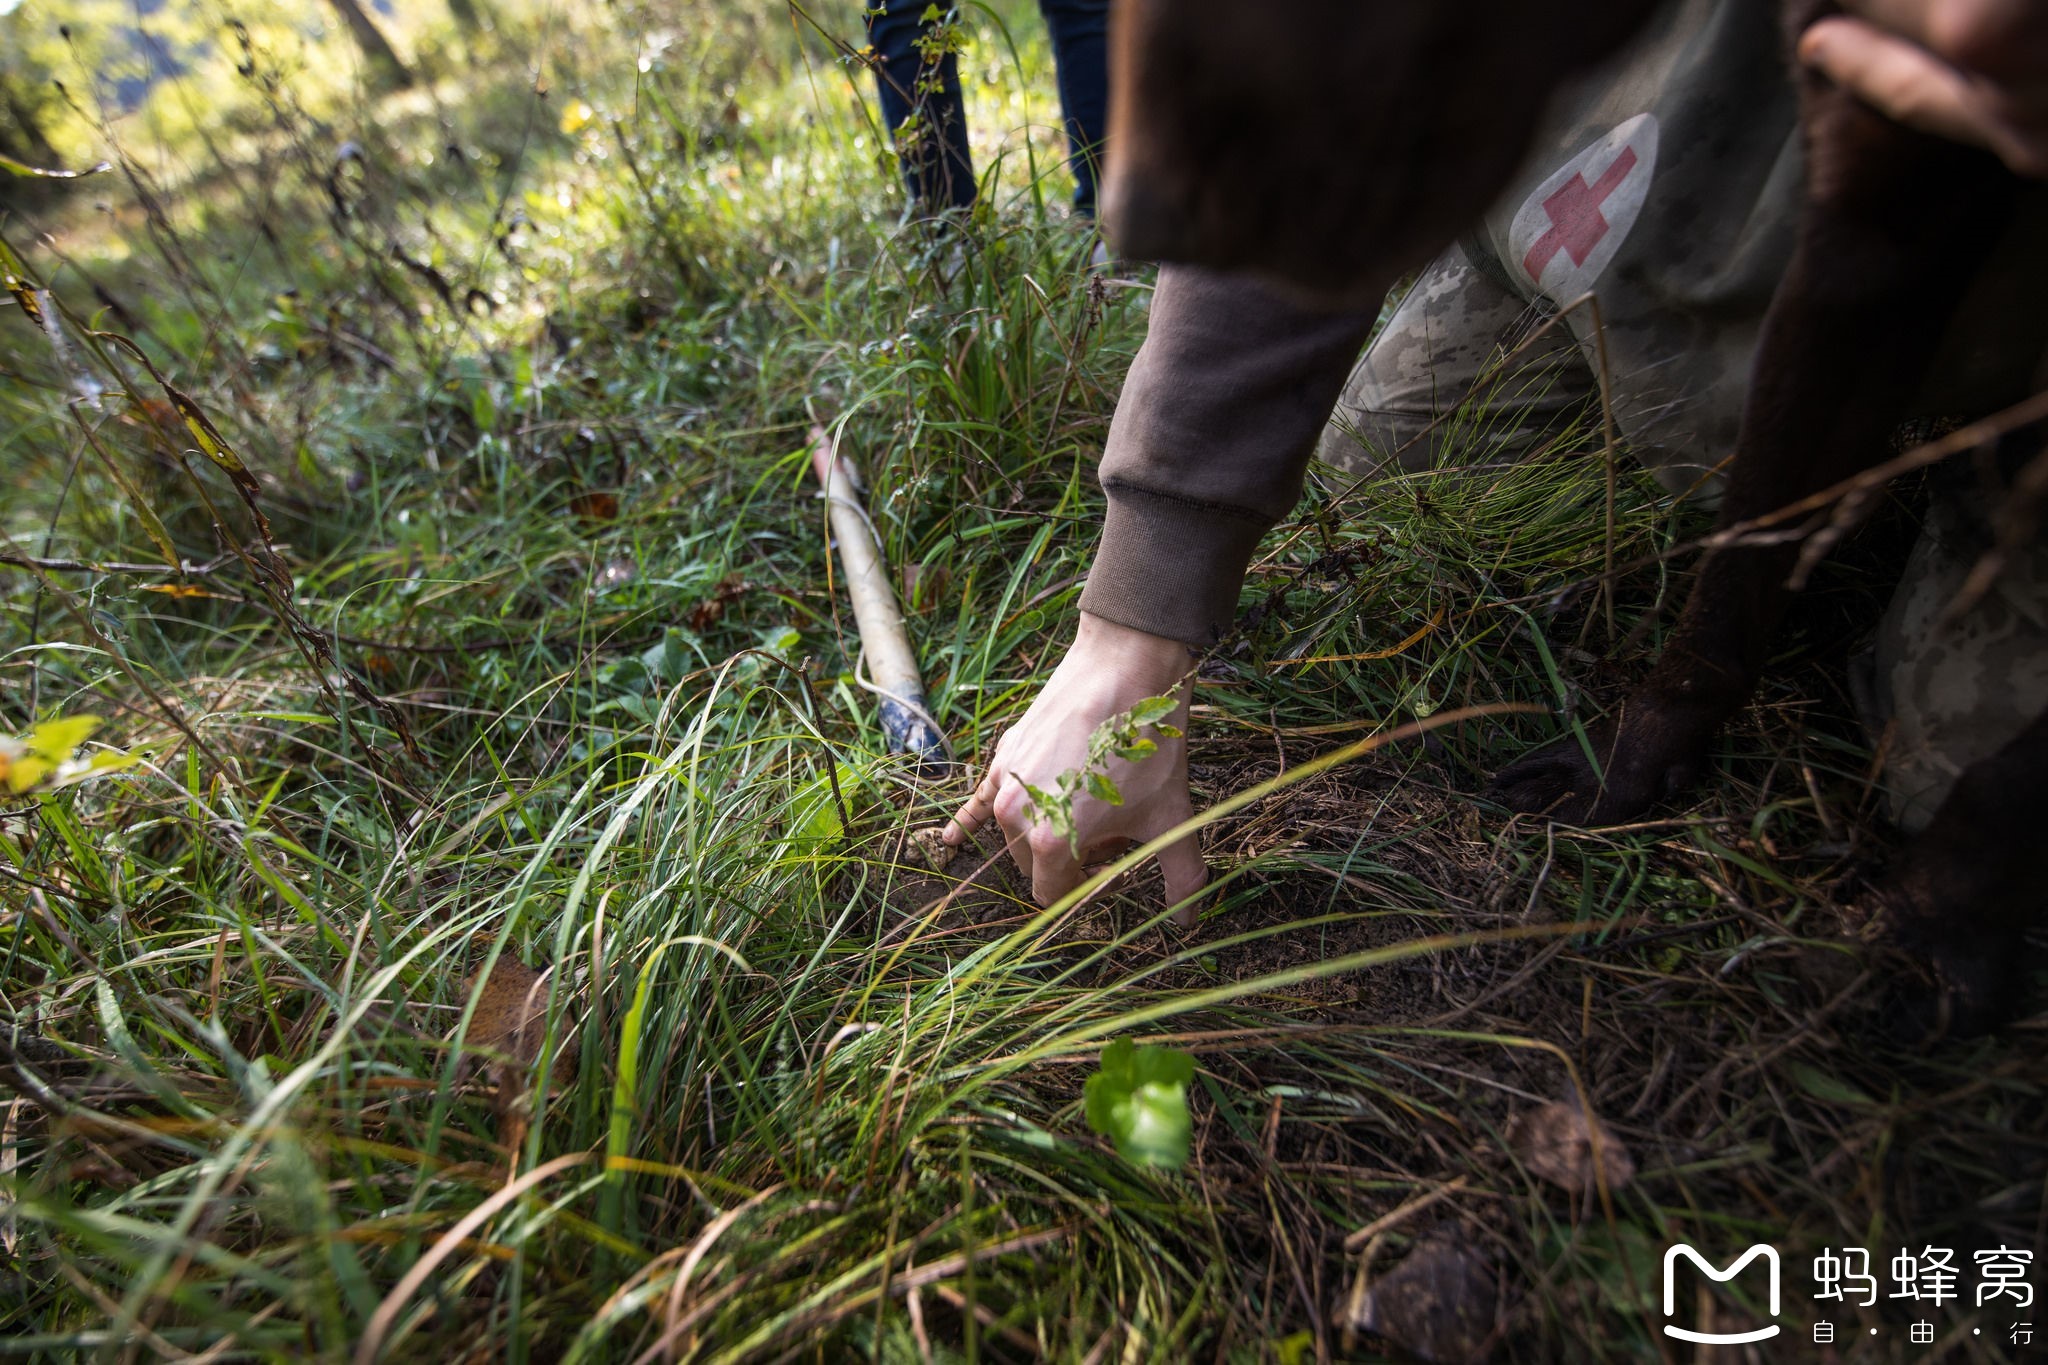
[1315, 400, 1450, 481]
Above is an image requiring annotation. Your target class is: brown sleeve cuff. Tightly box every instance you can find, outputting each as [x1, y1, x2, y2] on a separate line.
[1079, 481, 1270, 647]
[1075, 264, 1381, 648]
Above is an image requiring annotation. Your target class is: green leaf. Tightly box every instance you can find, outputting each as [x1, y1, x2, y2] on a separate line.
[1126, 695, 1179, 729]
[788, 765, 854, 843]
[1129, 1044, 1194, 1088]
[1083, 1039, 1195, 1169]
[1115, 1082, 1192, 1168]
[1084, 1039, 1136, 1133]
[1109, 738, 1156, 763]
[1788, 1062, 1873, 1107]
[1021, 781, 1075, 845]
[1084, 771, 1122, 806]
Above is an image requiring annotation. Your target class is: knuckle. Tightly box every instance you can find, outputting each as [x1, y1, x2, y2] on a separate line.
[1026, 827, 1070, 861]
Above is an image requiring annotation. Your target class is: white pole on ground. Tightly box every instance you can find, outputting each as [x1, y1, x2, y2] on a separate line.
[809, 424, 949, 768]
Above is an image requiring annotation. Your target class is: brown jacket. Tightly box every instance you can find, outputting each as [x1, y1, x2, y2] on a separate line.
[1078, 267, 1377, 647]
[1078, 0, 1804, 648]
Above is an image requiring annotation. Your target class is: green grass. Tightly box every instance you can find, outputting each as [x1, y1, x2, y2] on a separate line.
[2, 1, 2044, 1361]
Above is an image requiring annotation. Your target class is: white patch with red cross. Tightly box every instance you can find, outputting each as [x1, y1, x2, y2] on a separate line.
[1509, 113, 1659, 301]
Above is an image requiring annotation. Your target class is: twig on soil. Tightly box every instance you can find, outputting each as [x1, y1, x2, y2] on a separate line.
[1342, 1176, 1472, 1253]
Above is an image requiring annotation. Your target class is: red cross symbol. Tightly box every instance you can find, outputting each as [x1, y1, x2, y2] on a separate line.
[1521, 145, 1639, 281]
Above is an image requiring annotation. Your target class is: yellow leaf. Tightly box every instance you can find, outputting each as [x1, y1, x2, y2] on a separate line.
[141, 584, 234, 599]
[6, 756, 51, 794]
[26, 715, 100, 764]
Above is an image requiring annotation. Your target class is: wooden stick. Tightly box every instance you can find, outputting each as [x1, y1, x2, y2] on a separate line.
[810, 425, 949, 768]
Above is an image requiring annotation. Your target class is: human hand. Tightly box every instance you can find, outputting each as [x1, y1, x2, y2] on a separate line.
[1799, 0, 2048, 178]
[944, 613, 1209, 918]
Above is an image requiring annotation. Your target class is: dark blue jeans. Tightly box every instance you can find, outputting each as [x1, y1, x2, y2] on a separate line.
[864, 0, 1109, 217]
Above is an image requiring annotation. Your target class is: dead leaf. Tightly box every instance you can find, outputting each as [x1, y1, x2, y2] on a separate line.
[568, 489, 619, 525]
[121, 396, 186, 453]
[1341, 1234, 1501, 1365]
[459, 959, 574, 1089]
[687, 576, 748, 631]
[901, 562, 951, 613]
[1508, 1099, 1634, 1195]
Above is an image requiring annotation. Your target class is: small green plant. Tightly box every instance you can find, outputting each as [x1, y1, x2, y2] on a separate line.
[1020, 694, 1181, 854]
[1083, 1038, 1195, 1170]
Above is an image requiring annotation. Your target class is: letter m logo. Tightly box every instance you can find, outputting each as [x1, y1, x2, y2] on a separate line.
[1662, 1244, 1782, 1344]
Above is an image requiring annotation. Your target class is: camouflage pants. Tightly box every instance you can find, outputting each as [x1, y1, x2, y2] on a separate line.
[1316, 243, 2048, 834]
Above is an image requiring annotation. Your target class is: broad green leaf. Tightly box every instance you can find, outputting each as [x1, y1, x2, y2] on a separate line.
[1112, 1081, 1192, 1169]
[1084, 1039, 1195, 1170]
[1128, 1044, 1194, 1089]
[1084, 771, 1122, 806]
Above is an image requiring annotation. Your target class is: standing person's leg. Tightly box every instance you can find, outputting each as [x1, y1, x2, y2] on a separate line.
[866, 0, 976, 214]
[1035, 0, 1110, 217]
